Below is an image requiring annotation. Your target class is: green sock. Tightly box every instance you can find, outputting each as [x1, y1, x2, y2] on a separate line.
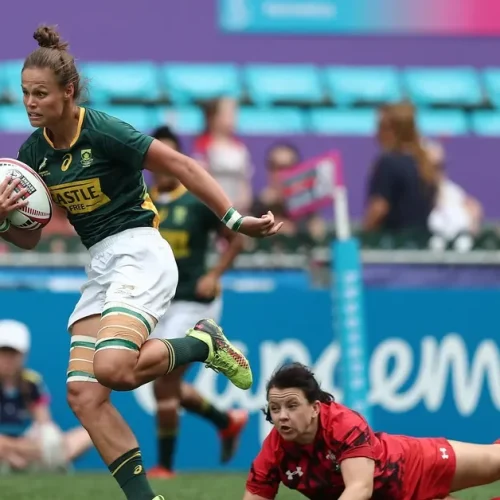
[158, 428, 177, 470]
[188, 399, 230, 430]
[108, 448, 155, 500]
[161, 337, 209, 373]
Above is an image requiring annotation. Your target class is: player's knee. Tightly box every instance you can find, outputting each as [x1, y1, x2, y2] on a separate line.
[93, 352, 137, 391]
[157, 397, 181, 422]
[67, 382, 109, 425]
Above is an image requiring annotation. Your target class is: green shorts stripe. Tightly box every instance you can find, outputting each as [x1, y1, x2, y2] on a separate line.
[95, 338, 140, 352]
[66, 370, 97, 383]
[102, 306, 152, 335]
[70, 341, 96, 350]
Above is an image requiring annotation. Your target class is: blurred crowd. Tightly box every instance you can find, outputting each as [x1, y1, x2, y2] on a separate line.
[13, 97, 485, 253]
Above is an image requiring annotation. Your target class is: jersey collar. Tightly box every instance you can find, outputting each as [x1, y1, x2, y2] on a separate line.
[43, 106, 86, 149]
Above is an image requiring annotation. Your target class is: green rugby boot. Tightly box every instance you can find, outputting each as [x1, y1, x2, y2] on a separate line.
[187, 319, 253, 390]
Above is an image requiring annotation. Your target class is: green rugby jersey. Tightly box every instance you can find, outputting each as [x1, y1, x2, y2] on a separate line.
[17, 107, 159, 249]
[153, 185, 221, 303]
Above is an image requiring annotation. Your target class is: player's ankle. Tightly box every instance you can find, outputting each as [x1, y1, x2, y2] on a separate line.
[108, 447, 156, 500]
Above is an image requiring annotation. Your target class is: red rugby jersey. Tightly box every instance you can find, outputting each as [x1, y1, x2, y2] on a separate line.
[246, 402, 417, 500]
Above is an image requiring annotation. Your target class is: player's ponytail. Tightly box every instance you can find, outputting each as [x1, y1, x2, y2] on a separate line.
[33, 25, 70, 51]
[23, 25, 85, 102]
[263, 362, 335, 423]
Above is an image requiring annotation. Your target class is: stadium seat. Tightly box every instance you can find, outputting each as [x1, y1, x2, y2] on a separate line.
[0, 60, 24, 103]
[161, 64, 241, 104]
[482, 68, 500, 107]
[81, 62, 161, 104]
[324, 66, 402, 106]
[416, 109, 469, 136]
[403, 67, 483, 107]
[308, 108, 377, 136]
[470, 111, 500, 136]
[243, 64, 324, 105]
[152, 106, 204, 135]
[89, 105, 158, 133]
[237, 107, 306, 135]
[0, 105, 32, 133]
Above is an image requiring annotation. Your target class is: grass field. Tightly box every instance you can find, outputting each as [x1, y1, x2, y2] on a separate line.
[1, 473, 499, 499]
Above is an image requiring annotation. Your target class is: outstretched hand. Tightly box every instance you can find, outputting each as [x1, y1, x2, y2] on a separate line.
[238, 211, 283, 238]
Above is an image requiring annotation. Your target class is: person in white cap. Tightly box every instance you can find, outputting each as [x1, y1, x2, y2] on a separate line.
[426, 139, 484, 242]
[0, 319, 93, 473]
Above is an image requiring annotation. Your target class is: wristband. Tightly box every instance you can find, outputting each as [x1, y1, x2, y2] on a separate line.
[0, 219, 10, 233]
[221, 207, 244, 232]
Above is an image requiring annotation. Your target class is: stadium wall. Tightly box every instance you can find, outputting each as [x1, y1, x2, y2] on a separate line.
[2, 270, 499, 471]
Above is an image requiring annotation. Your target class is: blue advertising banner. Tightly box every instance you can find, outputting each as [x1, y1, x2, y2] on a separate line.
[218, 0, 500, 35]
[1, 282, 500, 471]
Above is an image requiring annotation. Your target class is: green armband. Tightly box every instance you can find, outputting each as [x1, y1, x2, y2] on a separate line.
[221, 207, 244, 232]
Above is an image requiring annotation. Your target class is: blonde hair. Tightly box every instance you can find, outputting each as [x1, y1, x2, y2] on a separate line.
[384, 103, 438, 187]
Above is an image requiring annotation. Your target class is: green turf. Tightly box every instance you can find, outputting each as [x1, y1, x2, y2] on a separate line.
[0, 473, 498, 499]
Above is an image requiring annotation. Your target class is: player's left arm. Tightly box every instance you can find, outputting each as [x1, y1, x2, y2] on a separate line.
[196, 225, 244, 299]
[338, 457, 374, 500]
[211, 226, 245, 278]
[145, 139, 282, 238]
[330, 408, 376, 500]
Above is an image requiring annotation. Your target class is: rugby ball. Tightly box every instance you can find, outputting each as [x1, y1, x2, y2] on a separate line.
[0, 158, 52, 230]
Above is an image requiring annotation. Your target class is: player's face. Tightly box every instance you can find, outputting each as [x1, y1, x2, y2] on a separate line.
[154, 138, 180, 191]
[268, 388, 320, 442]
[0, 348, 24, 379]
[21, 67, 71, 128]
[212, 98, 236, 135]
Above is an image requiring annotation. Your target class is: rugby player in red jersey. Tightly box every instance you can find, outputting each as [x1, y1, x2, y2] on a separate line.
[244, 363, 500, 500]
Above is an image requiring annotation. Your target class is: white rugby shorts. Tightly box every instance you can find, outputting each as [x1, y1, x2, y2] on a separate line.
[150, 298, 222, 340]
[68, 227, 179, 331]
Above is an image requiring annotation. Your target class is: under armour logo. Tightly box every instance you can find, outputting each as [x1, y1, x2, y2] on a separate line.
[440, 447, 449, 460]
[285, 467, 303, 481]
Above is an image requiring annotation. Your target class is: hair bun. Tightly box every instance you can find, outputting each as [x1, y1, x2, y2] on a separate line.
[33, 25, 69, 51]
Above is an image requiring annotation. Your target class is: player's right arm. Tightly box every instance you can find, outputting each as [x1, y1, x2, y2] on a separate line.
[243, 493, 272, 500]
[0, 176, 41, 250]
[243, 434, 281, 500]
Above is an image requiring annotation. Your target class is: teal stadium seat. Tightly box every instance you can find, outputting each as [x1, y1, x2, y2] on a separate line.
[161, 64, 241, 104]
[324, 66, 402, 106]
[403, 67, 483, 107]
[482, 68, 500, 107]
[243, 64, 324, 105]
[90, 105, 158, 133]
[82, 62, 161, 104]
[152, 106, 204, 135]
[416, 109, 469, 136]
[470, 111, 500, 136]
[308, 108, 377, 136]
[237, 107, 305, 135]
[0, 105, 32, 133]
[0, 60, 24, 102]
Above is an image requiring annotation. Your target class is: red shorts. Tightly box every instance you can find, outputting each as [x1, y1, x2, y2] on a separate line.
[403, 437, 457, 500]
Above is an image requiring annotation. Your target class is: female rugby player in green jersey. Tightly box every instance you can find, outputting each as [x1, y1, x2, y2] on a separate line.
[0, 25, 282, 500]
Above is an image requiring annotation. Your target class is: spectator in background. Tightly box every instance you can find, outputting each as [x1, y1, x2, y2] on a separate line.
[0, 320, 92, 474]
[193, 97, 253, 212]
[426, 139, 483, 239]
[363, 103, 438, 233]
[251, 142, 301, 236]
